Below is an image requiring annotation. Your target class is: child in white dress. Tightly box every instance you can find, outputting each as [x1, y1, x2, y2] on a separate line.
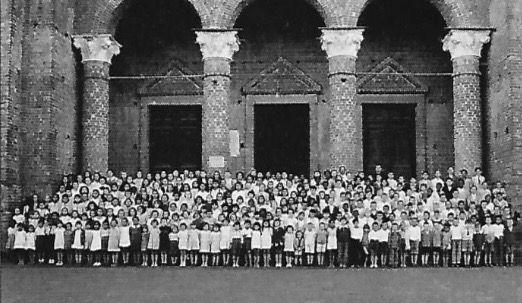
[219, 219, 232, 266]
[210, 225, 221, 266]
[53, 222, 65, 266]
[251, 222, 262, 267]
[284, 226, 296, 268]
[178, 223, 189, 267]
[326, 222, 337, 267]
[25, 225, 36, 264]
[90, 221, 102, 266]
[199, 223, 211, 267]
[187, 223, 200, 266]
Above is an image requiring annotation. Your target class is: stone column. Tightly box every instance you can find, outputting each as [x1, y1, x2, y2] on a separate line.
[320, 28, 365, 172]
[73, 34, 121, 173]
[196, 30, 239, 173]
[442, 29, 491, 172]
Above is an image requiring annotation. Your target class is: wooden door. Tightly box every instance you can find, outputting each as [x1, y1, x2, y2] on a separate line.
[363, 104, 416, 179]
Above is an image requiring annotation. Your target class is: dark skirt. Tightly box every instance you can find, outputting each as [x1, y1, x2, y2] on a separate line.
[36, 236, 46, 252]
[231, 239, 242, 256]
[169, 240, 179, 257]
[130, 239, 141, 252]
[101, 236, 109, 251]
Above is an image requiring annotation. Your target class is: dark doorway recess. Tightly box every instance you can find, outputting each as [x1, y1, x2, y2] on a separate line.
[255, 104, 310, 176]
[363, 104, 416, 179]
[149, 105, 202, 172]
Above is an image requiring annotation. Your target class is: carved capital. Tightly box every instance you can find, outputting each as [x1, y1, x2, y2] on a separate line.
[195, 30, 240, 61]
[442, 30, 491, 60]
[320, 28, 365, 59]
[73, 34, 121, 64]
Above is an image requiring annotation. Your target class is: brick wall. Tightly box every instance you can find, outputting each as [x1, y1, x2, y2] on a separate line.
[19, 0, 79, 197]
[486, 0, 522, 210]
[0, 0, 24, 249]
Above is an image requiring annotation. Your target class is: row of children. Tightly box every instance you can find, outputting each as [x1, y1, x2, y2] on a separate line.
[7, 213, 516, 268]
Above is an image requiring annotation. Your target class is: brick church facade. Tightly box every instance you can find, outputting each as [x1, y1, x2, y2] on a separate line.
[1, 0, 521, 244]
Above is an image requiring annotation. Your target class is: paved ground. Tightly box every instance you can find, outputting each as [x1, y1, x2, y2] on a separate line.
[2, 265, 521, 303]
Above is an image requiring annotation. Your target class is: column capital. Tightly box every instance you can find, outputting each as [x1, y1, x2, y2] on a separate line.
[195, 30, 240, 61]
[320, 28, 365, 59]
[72, 34, 121, 64]
[442, 29, 491, 60]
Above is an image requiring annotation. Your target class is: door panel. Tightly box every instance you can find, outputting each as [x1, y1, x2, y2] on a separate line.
[254, 104, 309, 176]
[363, 104, 416, 179]
[149, 105, 202, 172]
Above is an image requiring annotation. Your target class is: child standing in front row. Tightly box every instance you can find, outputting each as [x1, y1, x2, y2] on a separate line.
[169, 225, 180, 266]
[326, 221, 337, 267]
[304, 223, 316, 266]
[260, 220, 272, 267]
[473, 222, 484, 266]
[461, 220, 474, 266]
[284, 225, 295, 268]
[199, 223, 211, 267]
[272, 220, 285, 268]
[35, 220, 46, 263]
[294, 230, 304, 266]
[53, 221, 65, 266]
[316, 222, 328, 266]
[432, 222, 442, 266]
[108, 220, 121, 266]
[91, 221, 102, 266]
[188, 223, 200, 266]
[504, 218, 515, 266]
[220, 219, 232, 266]
[13, 223, 26, 265]
[369, 222, 380, 268]
[148, 219, 161, 267]
[25, 225, 36, 265]
[450, 219, 462, 267]
[141, 224, 150, 266]
[407, 218, 421, 267]
[178, 223, 189, 267]
[441, 223, 452, 267]
[251, 222, 262, 267]
[231, 222, 243, 268]
[64, 223, 74, 265]
[72, 222, 84, 265]
[420, 222, 432, 266]
[210, 224, 220, 266]
[101, 221, 110, 265]
[361, 224, 370, 267]
[388, 223, 401, 268]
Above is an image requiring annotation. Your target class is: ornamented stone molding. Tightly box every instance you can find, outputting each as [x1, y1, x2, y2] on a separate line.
[442, 30, 491, 60]
[242, 57, 322, 95]
[195, 30, 240, 60]
[320, 28, 365, 58]
[73, 34, 121, 64]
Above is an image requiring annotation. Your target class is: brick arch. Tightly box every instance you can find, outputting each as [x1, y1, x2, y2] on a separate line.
[350, 0, 471, 27]
[84, 0, 210, 35]
[215, 0, 338, 28]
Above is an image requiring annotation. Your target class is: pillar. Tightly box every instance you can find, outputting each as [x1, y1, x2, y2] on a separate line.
[196, 30, 239, 173]
[320, 28, 365, 172]
[442, 29, 491, 172]
[73, 34, 121, 173]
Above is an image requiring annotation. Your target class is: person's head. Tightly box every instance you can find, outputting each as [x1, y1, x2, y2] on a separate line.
[253, 222, 261, 231]
[391, 222, 398, 232]
[363, 224, 370, 233]
[319, 222, 326, 230]
[190, 222, 196, 230]
[286, 225, 294, 233]
[296, 230, 303, 238]
[180, 223, 187, 231]
[340, 216, 348, 225]
[202, 223, 209, 231]
[65, 222, 72, 230]
[151, 219, 159, 228]
[75, 221, 82, 229]
[110, 219, 118, 228]
[212, 224, 219, 232]
[495, 216, 502, 224]
[372, 222, 379, 231]
[142, 224, 149, 233]
[233, 221, 241, 231]
[93, 221, 101, 230]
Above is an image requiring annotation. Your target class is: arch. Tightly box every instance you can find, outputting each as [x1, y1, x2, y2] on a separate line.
[217, 0, 334, 28]
[353, 0, 471, 27]
[85, 0, 209, 35]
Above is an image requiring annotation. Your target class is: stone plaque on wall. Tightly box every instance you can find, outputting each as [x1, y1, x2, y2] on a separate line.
[208, 156, 225, 168]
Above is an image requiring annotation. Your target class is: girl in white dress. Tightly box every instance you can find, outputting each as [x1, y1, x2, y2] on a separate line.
[13, 223, 26, 265]
[261, 220, 272, 267]
[251, 222, 262, 267]
[187, 222, 200, 266]
[25, 225, 36, 265]
[53, 222, 65, 266]
[178, 223, 189, 267]
[219, 219, 232, 266]
[199, 223, 211, 267]
[72, 222, 84, 264]
[90, 221, 102, 266]
[210, 225, 221, 266]
[119, 218, 131, 265]
[108, 220, 121, 266]
[326, 221, 338, 267]
[284, 226, 296, 268]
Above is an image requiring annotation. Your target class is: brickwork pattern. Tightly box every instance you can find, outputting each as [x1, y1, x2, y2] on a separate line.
[202, 57, 231, 173]
[452, 56, 482, 173]
[83, 61, 111, 173]
[328, 55, 362, 171]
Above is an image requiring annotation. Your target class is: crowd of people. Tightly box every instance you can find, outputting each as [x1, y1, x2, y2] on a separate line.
[5, 165, 519, 268]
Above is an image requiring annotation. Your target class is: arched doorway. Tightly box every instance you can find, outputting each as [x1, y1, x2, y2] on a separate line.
[109, 0, 203, 173]
[356, 0, 452, 179]
[233, 0, 326, 176]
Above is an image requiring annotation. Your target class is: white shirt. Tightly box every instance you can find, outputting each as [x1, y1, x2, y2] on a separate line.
[407, 225, 421, 241]
[251, 230, 261, 249]
[350, 226, 363, 240]
[119, 225, 131, 247]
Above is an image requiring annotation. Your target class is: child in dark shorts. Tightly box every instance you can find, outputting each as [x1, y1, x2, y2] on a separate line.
[473, 222, 484, 266]
[432, 222, 443, 266]
[420, 222, 432, 266]
[504, 218, 515, 266]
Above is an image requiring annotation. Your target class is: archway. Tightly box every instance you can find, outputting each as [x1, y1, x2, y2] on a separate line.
[356, 0, 452, 179]
[109, 0, 204, 173]
[233, 0, 326, 176]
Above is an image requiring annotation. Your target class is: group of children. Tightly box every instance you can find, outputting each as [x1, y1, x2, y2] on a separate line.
[5, 166, 518, 268]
